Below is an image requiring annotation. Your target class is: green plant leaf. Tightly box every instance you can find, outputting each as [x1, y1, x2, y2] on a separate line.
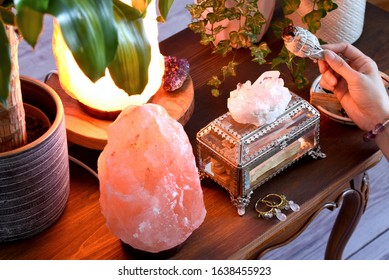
[272, 17, 292, 39]
[293, 58, 308, 89]
[271, 45, 294, 69]
[212, 39, 232, 56]
[0, 21, 10, 106]
[245, 11, 266, 38]
[206, 12, 218, 24]
[282, 0, 301, 15]
[221, 61, 238, 79]
[211, 88, 220, 97]
[303, 9, 326, 34]
[200, 32, 214, 45]
[250, 42, 271, 64]
[0, 6, 15, 25]
[207, 75, 221, 88]
[14, 0, 49, 12]
[47, 0, 119, 82]
[158, 0, 174, 22]
[185, 3, 205, 19]
[16, 5, 43, 47]
[188, 21, 206, 34]
[107, 0, 150, 95]
[317, 0, 338, 12]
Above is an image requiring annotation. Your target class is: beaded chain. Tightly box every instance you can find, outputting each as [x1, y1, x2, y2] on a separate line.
[363, 119, 389, 142]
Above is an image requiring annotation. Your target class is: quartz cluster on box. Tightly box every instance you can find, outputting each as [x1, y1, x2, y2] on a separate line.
[227, 71, 291, 126]
[197, 72, 326, 215]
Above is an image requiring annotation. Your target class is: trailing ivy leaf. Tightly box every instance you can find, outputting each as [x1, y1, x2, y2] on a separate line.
[207, 75, 221, 88]
[329, 2, 338, 12]
[293, 58, 308, 89]
[303, 9, 326, 34]
[272, 17, 292, 39]
[212, 39, 232, 57]
[211, 88, 220, 97]
[221, 61, 238, 79]
[245, 11, 266, 38]
[271, 45, 294, 69]
[200, 33, 214, 45]
[206, 12, 217, 24]
[0, 21, 10, 106]
[236, 0, 257, 16]
[317, 0, 338, 12]
[188, 21, 206, 34]
[0, 6, 15, 25]
[250, 42, 271, 64]
[213, 25, 226, 36]
[108, 0, 150, 95]
[15, 6, 43, 47]
[47, 0, 119, 83]
[229, 30, 239, 46]
[236, 28, 251, 48]
[293, 72, 309, 89]
[186, 4, 205, 19]
[282, 0, 301, 15]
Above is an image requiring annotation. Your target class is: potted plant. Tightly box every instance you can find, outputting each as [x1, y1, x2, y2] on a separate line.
[0, 0, 173, 241]
[186, 0, 338, 96]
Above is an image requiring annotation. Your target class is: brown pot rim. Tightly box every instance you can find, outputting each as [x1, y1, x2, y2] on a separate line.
[0, 76, 64, 158]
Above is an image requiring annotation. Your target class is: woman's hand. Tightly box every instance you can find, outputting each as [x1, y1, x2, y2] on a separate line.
[318, 43, 389, 132]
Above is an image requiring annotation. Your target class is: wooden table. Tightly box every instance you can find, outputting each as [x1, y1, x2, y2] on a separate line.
[1, 3, 387, 260]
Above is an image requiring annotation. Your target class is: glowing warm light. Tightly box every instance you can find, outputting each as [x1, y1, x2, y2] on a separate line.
[52, 0, 165, 112]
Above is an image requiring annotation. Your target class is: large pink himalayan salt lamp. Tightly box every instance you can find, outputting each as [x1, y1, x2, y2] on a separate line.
[98, 104, 206, 253]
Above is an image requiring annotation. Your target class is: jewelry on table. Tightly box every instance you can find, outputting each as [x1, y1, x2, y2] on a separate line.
[255, 194, 300, 222]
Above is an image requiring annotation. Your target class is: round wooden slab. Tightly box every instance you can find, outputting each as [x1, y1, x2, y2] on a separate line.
[45, 73, 194, 150]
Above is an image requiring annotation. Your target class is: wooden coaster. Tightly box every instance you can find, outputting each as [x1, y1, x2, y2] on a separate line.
[45, 73, 195, 150]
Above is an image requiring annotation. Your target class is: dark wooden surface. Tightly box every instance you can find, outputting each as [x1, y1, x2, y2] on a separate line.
[0, 3, 387, 260]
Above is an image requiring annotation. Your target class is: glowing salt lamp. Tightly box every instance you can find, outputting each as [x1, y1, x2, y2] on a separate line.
[52, 0, 165, 114]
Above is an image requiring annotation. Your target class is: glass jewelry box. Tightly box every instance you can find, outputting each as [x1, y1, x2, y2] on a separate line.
[196, 93, 325, 215]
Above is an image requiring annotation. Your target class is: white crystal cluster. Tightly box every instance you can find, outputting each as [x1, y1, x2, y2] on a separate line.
[227, 71, 292, 126]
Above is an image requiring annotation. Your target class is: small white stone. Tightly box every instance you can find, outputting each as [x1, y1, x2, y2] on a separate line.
[237, 207, 246, 216]
[275, 208, 287, 221]
[289, 201, 300, 212]
[264, 212, 273, 219]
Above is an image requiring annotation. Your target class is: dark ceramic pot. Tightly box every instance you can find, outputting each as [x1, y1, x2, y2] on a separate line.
[0, 76, 69, 242]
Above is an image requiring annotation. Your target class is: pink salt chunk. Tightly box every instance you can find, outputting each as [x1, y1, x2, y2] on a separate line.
[98, 104, 206, 253]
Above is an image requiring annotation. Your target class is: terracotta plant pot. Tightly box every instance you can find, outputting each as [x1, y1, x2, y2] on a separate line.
[0, 76, 70, 242]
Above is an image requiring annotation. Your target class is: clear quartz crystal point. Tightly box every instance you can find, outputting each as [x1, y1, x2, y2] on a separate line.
[275, 208, 287, 221]
[289, 201, 300, 212]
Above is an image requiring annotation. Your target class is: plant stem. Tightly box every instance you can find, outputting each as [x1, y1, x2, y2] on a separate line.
[0, 26, 27, 153]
